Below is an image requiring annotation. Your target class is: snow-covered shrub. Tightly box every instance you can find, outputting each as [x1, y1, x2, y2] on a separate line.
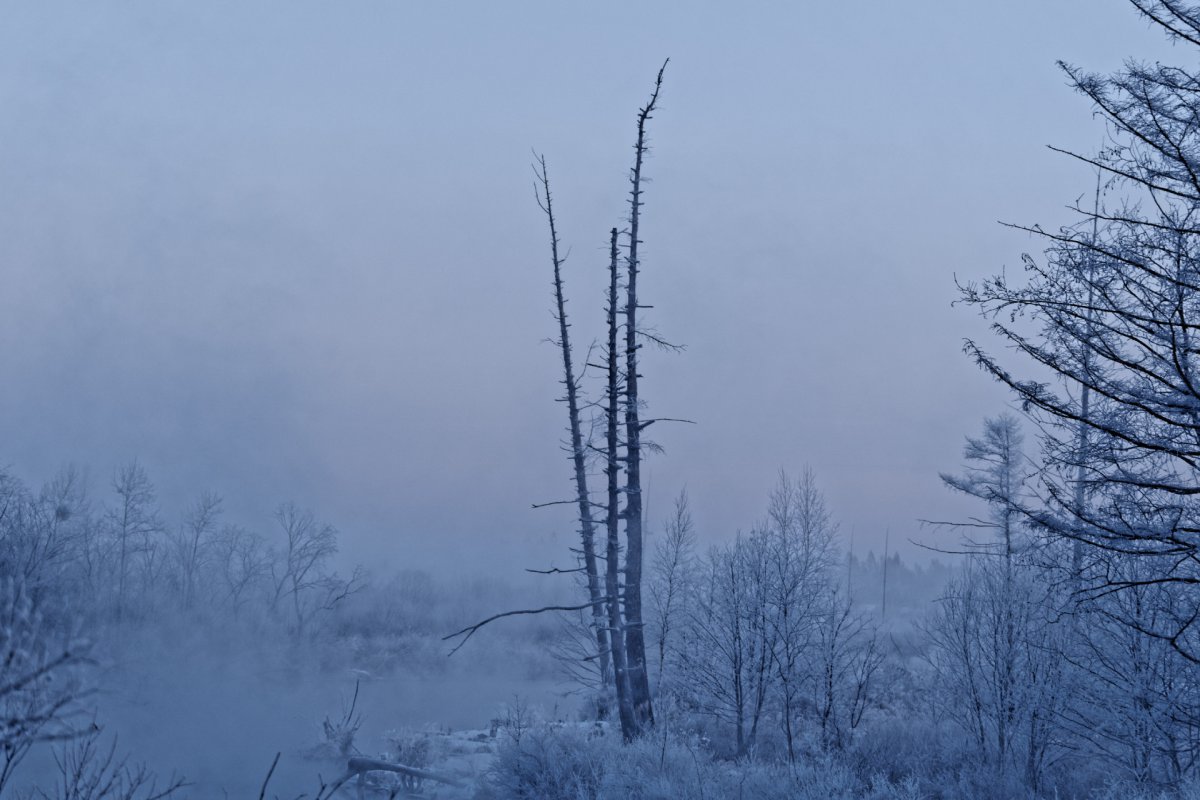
[479, 721, 942, 800]
[482, 724, 604, 800]
[386, 727, 434, 769]
[848, 716, 965, 787]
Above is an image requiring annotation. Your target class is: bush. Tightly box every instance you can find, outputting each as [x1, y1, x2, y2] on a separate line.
[481, 725, 604, 800]
[478, 722, 939, 800]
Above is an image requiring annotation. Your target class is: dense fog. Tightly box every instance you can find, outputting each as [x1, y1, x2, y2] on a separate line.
[10, 1, 1200, 799]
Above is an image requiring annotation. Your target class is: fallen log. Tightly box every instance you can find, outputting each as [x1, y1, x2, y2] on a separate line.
[345, 756, 466, 789]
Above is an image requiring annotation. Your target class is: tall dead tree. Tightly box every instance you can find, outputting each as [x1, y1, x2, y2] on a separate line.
[605, 227, 637, 738]
[621, 58, 667, 732]
[444, 63, 680, 747]
[534, 155, 613, 692]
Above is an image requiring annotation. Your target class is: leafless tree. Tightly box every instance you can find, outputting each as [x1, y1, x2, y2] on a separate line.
[213, 523, 270, 616]
[534, 154, 612, 692]
[105, 463, 162, 623]
[925, 559, 1068, 789]
[621, 59, 669, 733]
[165, 492, 221, 612]
[765, 469, 838, 761]
[603, 227, 637, 739]
[0, 468, 87, 601]
[681, 531, 776, 757]
[666, 469, 868, 759]
[1061, 554, 1200, 787]
[31, 468, 89, 600]
[812, 593, 882, 753]
[443, 63, 678, 745]
[649, 489, 695, 685]
[0, 582, 92, 795]
[25, 729, 185, 800]
[269, 503, 362, 633]
[926, 416, 1068, 790]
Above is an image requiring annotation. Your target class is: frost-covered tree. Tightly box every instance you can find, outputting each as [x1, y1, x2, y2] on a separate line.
[938, 415, 1027, 559]
[811, 593, 881, 754]
[925, 559, 1067, 789]
[1062, 554, 1200, 787]
[764, 469, 838, 761]
[673, 470, 870, 759]
[961, 0, 1200, 662]
[0, 582, 90, 794]
[681, 530, 776, 757]
[927, 416, 1069, 791]
[649, 489, 696, 686]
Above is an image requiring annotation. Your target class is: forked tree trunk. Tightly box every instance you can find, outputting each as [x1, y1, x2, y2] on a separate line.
[535, 156, 613, 692]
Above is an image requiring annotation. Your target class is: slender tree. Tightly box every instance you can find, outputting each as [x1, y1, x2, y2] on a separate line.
[604, 227, 637, 739]
[534, 154, 612, 692]
[650, 489, 695, 684]
[168, 491, 221, 612]
[622, 58, 668, 732]
[107, 461, 162, 623]
[766, 469, 838, 761]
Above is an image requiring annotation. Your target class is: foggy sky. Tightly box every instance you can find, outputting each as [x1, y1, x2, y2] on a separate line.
[0, 1, 1176, 575]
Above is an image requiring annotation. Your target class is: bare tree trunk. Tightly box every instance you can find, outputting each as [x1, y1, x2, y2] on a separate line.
[605, 227, 637, 740]
[535, 155, 612, 693]
[1071, 174, 1102, 591]
[622, 60, 667, 733]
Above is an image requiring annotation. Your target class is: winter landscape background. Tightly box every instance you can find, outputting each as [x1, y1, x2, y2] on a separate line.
[3, 1, 1200, 798]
